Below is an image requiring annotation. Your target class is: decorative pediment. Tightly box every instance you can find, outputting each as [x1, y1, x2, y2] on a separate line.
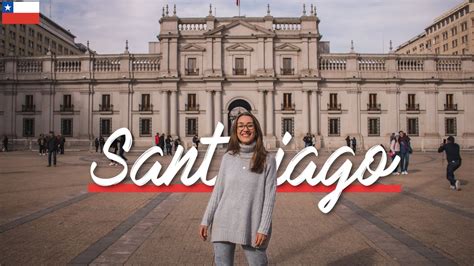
[205, 20, 275, 37]
[180, 43, 206, 52]
[275, 43, 301, 52]
[226, 43, 254, 52]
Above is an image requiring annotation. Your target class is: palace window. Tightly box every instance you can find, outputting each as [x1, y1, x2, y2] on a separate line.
[407, 118, 419, 136]
[186, 57, 198, 75]
[140, 94, 151, 111]
[445, 118, 457, 136]
[139, 118, 152, 136]
[452, 39, 458, 48]
[100, 94, 111, 111]
[23, 118, 35, 137]
[368, 93, 380, 111]
[61, 119, 73, 137]
[443, 31, 448, 40]
[186, 93, 198, 111]
[368, 118, 380, 136]
[100, 118, 112, 136]
[233, 58, 246, 75]
[407, 94, 419, 111]
[186, 118, 198, 136]
[445, 94, 457, 111]
[281, 58, 293, 75]
[282, 118, 294, 137]
[451, 26, 457, 36]
[282, 93, 293, 110]
[328, 93, 341, 110]
[328, 118, 340, 136]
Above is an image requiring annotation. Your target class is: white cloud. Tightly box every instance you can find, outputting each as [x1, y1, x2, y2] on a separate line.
[41, 0, 462, 54]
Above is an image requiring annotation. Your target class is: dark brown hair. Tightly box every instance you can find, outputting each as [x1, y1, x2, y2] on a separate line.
[227, 112, 268, 173]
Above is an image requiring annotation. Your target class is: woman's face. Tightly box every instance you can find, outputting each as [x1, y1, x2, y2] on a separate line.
[236, 115, 256, 144]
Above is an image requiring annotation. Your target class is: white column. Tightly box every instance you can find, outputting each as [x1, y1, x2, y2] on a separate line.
[266, 91, 274, 136]
[161, 91, 169, 134]
[424, 90, 438, 135]
[206, 90, 214, 135]
[170, 90, 178, 136]
[310, 90, 318, 134]
[214, 90, 222, 130]
[258, 90, 266, 134]
[303, 91, 310, 134]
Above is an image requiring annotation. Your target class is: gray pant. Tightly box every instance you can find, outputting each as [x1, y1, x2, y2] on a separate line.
[213, 241, 268, 266]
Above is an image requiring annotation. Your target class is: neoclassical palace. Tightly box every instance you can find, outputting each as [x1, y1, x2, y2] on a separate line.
[1, 6, 473, 150]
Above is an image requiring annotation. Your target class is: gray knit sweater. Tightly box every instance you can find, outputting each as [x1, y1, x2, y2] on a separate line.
[201, 142, 277, 248]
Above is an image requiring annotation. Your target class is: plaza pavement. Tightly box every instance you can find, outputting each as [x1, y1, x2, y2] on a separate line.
[0, 147, 473, 265]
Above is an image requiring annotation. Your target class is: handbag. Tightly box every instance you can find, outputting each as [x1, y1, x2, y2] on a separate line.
[388, 151, 395, 158]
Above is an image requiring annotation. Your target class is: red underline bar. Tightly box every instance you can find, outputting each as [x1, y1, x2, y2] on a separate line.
[88, 183, 402, 193]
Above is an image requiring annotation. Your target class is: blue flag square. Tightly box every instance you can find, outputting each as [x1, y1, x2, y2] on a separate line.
[2, 2, 14, 13]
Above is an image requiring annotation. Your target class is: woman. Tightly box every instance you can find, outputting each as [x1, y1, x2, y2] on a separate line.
[390, 133, 401, 175]
[199, 112, 277, 266]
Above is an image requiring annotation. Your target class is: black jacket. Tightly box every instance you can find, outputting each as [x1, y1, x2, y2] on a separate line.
[438, 143, 461, 162]
[47, 136, 58, 151]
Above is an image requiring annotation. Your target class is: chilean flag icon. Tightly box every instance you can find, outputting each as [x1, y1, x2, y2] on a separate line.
[2, 2, 40, 24]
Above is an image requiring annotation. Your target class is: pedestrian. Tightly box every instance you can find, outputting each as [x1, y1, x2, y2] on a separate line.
[351, 137, 357, 153]
[99, 135, 105, 153]
[399, 131, 412, 175]
[199, 111, 277, 266]
[312, 134, 316, 147]
[47, 131, 58, 167]
[38, 134, 45, 155]
[303, 133, 311, 147]
[159, 133, 165, 151]
[165, 135, 173, 156]
[438, 136, 461, 190]
[345, 136, 351, 147]
[108, 137, 119, 166]
[193, 134, 200, 149]
[174, 136, 181, 152]
[390, 133, 401, 175]
[118, 135, 127, 161]
[155, 132, 160, 146]
[94, 137, 100, 152]
[2, 135, 8, 152]
[59, 134, 66, 154]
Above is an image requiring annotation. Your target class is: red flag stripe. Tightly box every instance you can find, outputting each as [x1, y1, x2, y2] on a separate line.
[2, 13, 40, 24]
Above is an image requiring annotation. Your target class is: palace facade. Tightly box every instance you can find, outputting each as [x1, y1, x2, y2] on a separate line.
[1, 5, 473, 150]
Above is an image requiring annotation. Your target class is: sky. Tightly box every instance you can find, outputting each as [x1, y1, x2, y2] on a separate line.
[36, 0, 463, 54]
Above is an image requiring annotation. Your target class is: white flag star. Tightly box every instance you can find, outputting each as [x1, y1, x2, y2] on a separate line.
[5, 4, 12, 11]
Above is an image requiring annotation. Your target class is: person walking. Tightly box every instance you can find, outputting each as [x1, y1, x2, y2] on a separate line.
[193, 134, 200, 149]
[118, 135, 127, 161]
[99, 135, 105, 153]
[345, 136, 351, 147]
[59, 135, 66, 155]
[108, 137, 119, 166]
[47, 131, 58, 167]
[199, 112, 277, 266]
[390, 133, 401, 175]
[174, 136, 181, 152]
[94, 137, 100, 153]
[438, 136, 462, 191]
[399, 131, 412, 175]
[165, 135, 173, 156]
[351, 137, 357, 153]
[159, 133, 165, 151]
[155, 133, 160, 146]
[311, 134, 316, 147]
[38, 134, 45, 155]
[2, 135, 8, 152]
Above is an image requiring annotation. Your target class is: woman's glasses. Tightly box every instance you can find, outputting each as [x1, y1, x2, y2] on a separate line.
[237, 123, 255, 131]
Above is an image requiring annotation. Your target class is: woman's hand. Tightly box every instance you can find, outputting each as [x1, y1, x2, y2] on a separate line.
[199, 225, 208, 241]
[254, 233, 267, 248]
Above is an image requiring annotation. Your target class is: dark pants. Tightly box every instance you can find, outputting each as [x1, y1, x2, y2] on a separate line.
[60, 145, 64, 154]
[48, 150, 57, 166]
[446, 160, 461, 186]
[95, 145, 99, 152]
[119, 148, 127, 161]
[3, 143, 7, 152]
[392, 152, 401, 173]
[166, 145, 172, 155]
[400, 152, 410, 172]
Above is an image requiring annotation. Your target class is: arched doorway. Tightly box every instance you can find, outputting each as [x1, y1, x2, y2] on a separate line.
[227, 99, 252, 136]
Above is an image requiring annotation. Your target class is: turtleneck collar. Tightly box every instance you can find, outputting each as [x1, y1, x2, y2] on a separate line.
[239, 141, 256, 156]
